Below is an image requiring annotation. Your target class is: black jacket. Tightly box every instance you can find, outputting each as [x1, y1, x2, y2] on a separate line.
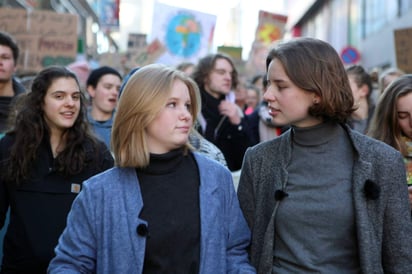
[0, 134, 114, 273]
[198, 89, 255, 171]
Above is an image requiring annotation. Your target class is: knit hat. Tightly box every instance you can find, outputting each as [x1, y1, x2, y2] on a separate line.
[86, 66, 122, 88]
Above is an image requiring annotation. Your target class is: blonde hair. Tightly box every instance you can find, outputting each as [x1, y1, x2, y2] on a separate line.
[111, 64, 201, 167]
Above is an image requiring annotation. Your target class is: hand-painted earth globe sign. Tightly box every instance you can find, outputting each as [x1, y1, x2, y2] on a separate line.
[166, 12, 202, 58]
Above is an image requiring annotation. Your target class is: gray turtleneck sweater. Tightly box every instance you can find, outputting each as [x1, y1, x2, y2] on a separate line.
[273, 122, 360, 273]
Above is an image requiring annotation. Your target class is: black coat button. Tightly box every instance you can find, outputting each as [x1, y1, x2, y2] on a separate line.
[136, 224, 148, 236]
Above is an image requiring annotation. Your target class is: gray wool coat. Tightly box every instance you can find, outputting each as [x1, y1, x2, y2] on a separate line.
[238, 123, 412, 274]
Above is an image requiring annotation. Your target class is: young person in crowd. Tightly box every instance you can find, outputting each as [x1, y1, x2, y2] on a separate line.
[367, 74, 412, 201]
[378, 67, 404, 96]
[0, 66, 114, 273]
[0, 31, 25, 136]
[346, 65, 375, 134]
[86, 66, 122, 149]
[176, 62, 228, 167]
[192, 53, 255, 171]
[245, 85, 260, 115]
[237, 37, 412, 273]
[48, 64, 255, 273]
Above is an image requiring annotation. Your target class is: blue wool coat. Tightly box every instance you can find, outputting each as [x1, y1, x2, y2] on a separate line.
[48, 153, 255, 274]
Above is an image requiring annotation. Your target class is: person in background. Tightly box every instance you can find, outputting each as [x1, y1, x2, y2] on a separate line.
[48, 64, 255, 273]
[86, 66, 122, 149]
[367, 74, 412, 204]
[0, 32, 24, 263]
[245, 85, 260, 115]
[176, 61, 195, 76]
[250, 73, 265, 94]
[238, 37, 412, 273]
[346, 65, 375, 134]
[192, 53, 255, 171]
[0, 66, 114, 273]
[0, 31, 25, 136]
[234, 79, 249, 114]
[378, 67, 404, 96]
[66, 60, 91, 92]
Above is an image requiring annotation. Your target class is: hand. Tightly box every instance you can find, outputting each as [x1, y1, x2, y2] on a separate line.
[218, 100, 242, 125]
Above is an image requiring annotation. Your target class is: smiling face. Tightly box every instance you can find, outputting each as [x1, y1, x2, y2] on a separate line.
[264, 58, 322, 128]
[145, 79, 193, 154]
[397, 92, 412, 139]
[43, 77, 81, 137]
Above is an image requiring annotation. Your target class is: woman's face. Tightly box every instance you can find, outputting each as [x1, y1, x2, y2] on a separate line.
[397, 92, 412, 139]
[146, 79, 193, 154]
[264, 58, 322, 128]
[43, 77, 81, 137]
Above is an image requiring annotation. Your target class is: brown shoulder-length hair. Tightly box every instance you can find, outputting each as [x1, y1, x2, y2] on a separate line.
[111, 64, 201, 168]
[266, 37, 355, 123]
[368, 74, 412, 156]
[191, 53, 239, 90]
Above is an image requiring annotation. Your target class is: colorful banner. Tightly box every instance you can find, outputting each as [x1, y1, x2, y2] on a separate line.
[150, 2, 216, 66]
[245, 10, 287, 77]
[91, 0, 120, 31]
[255, 11, 287, 45]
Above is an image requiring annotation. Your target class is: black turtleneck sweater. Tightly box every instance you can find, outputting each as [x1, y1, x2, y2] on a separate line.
[136, 148, 200, 274]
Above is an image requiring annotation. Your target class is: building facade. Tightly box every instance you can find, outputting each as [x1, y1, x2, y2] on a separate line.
[285, 0, 412, 72]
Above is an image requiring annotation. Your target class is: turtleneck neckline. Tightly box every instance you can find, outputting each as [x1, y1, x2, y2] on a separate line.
[139, 148, 186, 175]
[292, 121, 340, 147]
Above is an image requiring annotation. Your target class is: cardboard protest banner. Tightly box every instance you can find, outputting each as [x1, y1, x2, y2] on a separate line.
[245, 10, 287, 77]
[0, 7, 78, 74]
[126, 39, 167, 68]
[217, 46, 243, 61]
[127, 33, 147, 52]
[394, 27, 412, 73]
[255, 11, 287, 45]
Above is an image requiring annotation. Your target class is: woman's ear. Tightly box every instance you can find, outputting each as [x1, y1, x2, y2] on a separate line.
[87, 85, 96, 98]
[313, 94, 321, 104]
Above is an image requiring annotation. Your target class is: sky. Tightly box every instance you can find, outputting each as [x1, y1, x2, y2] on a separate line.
[117, 0, 287, 60]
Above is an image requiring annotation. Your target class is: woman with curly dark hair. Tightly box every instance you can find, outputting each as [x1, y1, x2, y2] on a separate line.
[0, 66, 114, 273]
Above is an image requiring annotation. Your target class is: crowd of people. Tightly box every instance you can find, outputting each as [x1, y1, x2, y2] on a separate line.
[1, 29, 412, 273]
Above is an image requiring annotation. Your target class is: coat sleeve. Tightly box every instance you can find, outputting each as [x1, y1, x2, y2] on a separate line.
[224, 166, 256, 273]
[237, 147, 256, 230]
[48, 182, 97, 274]
[381, 153, 412, 272]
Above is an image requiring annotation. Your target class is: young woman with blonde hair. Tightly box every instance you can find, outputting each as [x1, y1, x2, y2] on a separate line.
[49, 64, 255, 273]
